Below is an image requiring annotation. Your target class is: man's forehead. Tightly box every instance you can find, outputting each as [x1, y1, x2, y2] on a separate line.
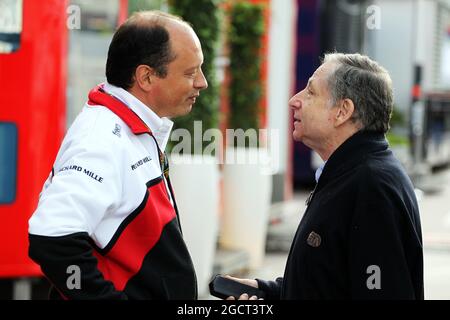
[309, 62, 336, 87]
[307, 71, 322, 88]
[314, 62, 332, 77]
[170, 25, 201, 52]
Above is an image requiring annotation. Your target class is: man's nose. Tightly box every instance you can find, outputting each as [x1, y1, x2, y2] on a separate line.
[195, 69, 208, 90]
[289, 92, 302, 109]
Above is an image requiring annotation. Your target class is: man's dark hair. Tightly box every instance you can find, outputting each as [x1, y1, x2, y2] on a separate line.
[106, 11, 184, 90]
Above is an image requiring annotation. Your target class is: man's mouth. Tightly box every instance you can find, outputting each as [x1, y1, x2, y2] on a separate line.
[294, 116, 301, 124]
[188, 94, 199, 103]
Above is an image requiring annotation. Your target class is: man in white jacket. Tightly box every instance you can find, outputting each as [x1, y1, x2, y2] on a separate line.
[28, 11, 207, 300]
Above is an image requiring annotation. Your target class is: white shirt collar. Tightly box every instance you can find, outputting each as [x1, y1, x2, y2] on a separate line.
[315, 161, 327, 183]
[103, 82, 173, 151]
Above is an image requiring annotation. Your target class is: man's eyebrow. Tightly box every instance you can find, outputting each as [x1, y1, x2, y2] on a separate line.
[307, 78, 314, 89]
[184, 63, 202, 72]
[184, 67, 197, 73]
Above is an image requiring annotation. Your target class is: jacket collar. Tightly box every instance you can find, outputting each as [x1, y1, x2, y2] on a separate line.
[88, 83, 173, 151]
[317, 130, 388, 186]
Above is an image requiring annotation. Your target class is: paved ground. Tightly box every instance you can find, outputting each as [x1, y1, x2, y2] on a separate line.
[418, 168, 450, 299]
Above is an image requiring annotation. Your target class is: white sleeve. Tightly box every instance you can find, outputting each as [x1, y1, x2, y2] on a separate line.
[29, 142, 122, 237]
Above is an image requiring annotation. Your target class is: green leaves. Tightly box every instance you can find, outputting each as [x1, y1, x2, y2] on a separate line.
[128, 0, 165, 12]
[229, 2, 264, 134]
[169, 0, 221, 154]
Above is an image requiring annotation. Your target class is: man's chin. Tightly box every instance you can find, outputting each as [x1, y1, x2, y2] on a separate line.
[176, 105, 193, 118]
[292, 131, 303, 142]
[184, 104, 193, 114]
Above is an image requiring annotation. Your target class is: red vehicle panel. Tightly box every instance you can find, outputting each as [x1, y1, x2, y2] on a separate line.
[0, 0, 68, 277]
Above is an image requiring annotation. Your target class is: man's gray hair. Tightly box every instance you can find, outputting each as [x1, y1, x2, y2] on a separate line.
[323, 53, 393, 133]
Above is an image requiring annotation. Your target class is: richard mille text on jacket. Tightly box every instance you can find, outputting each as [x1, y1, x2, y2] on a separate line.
[59, 165, 104, 183]
[131, 156, 152, 170]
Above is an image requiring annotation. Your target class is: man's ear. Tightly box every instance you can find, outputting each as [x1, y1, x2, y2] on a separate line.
[334, 98, 355, 127]
[134, 65, 154, 91]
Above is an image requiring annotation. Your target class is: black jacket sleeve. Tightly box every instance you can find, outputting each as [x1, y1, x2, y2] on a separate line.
[256, 277, 283, 300]
[29, 232, 127, 300]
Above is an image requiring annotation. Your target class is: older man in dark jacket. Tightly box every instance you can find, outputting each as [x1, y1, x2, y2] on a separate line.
[227, 53, 423, 300]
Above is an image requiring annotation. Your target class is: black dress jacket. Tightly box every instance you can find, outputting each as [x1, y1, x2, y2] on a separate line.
[258, 131, 424, 300]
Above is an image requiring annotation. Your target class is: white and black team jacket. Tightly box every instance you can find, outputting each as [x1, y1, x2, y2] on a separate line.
[28, 83, 197, 300]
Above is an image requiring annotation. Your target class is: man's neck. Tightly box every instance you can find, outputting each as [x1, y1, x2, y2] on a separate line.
[316, 127, 360, 161]
[128, 87, 162, 117]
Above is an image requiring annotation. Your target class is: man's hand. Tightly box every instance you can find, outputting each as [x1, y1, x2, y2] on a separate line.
[227, 293, 259, 300]
[223, 275, 262, 300]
